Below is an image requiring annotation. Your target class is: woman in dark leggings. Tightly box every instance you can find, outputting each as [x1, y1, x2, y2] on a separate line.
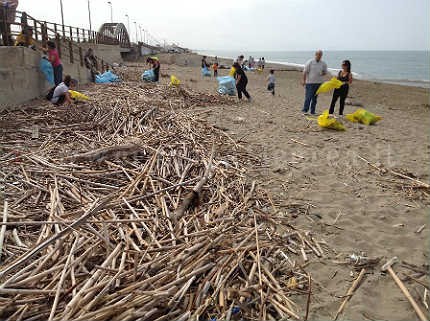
[233, 62, 251, 101]
[329, 60, 352, 117]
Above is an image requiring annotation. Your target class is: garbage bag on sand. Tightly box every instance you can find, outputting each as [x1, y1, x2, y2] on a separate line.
[96, 70, 120, 83]
[40, 58, 54, 85]
[169, 75, 180, 87]
[69, 90, 89, 101]
[317, 110, 346, 131]
[141, 69, 155, 82]
[228, 66, 236, 77]
[316, 77, 343, 95]
[217, 76, 236, 96]
[202, 67, 211, 77]
[345, 108, 382, 125]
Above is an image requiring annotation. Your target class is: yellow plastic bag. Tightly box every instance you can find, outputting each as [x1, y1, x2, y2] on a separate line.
[69, 90, 89, 101]
[345, 108, 382, 125]
[228, 66, 236, 77]
[317, 110, 346, 131]
[316, 77, 343, 95]
[169, 75, 180, 87]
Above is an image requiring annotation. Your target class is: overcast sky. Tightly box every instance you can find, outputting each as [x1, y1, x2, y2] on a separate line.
[19, 0, 429, 50]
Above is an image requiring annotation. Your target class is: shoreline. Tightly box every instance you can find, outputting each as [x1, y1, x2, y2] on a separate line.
[195, 51, 430, 89]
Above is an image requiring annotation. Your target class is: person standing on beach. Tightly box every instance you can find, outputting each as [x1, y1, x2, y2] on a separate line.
[233, 62, 251, 101]
[201, 56, 210, 68]
[43, 41, 63, 86]
[261, 57, 265, 70]
[301, 50, 328, 115]
[267, 69, 275, 96]
[213, 62, 218, 77]
[329, 60, 352, 117]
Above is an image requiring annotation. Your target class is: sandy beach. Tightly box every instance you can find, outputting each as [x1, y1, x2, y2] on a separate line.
[156, 53, 430, 320]
[1, 52, 428, 320]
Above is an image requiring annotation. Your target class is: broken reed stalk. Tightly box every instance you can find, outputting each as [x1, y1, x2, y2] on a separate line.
[334, 268, 366, 320]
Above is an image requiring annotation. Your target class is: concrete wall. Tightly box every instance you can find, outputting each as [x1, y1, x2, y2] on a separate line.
[0, 46, 91, 109]
[0, 43, 124, 109]
[80, 43, 124, 65]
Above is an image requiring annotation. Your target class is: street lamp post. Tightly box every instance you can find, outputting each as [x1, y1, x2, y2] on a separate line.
[107, 1, 113, 23]
[133, 21, 138, 43]
[125, 14, 130, 36]
[59, 0, 65, 37]
[87, 0, 92, 32]
[139, 25, 142, 43]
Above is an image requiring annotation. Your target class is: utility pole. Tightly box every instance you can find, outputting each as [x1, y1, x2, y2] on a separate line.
[87, 0, 92, 32]
[139, 25, 143, 43]
[134, 21, 138, 43]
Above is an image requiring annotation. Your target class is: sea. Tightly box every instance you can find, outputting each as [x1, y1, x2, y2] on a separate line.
[197, 50, 430, 88]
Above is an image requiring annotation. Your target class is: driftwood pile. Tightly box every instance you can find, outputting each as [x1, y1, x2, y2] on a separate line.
[0, 82, 324, 320]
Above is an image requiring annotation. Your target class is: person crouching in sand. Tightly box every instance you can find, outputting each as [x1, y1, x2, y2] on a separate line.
[329, 60, 352, 118]
[233, 62, 251, 102]
[49, 75, 77, 107]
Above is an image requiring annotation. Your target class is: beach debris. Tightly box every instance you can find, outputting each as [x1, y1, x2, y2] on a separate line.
[381, 257, 428, 321]
[333, 268, 367, 320]
[345, 108, 382, 125]
[317, 110, 346, 131]
[415, 224, 426, 234]
[0, 80, 322, 320]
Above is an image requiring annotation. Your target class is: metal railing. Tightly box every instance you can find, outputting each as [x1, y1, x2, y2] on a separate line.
[0, 10, 118, 71]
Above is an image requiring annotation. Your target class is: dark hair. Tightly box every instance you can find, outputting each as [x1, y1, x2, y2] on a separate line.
[47, 41, 56, 49]
[63, 75, 77, 87]
[270, 69, 274, 74]
[342, 60, 351, 73]
[63, 75, 72, 86]
[233, 62, 241, 69]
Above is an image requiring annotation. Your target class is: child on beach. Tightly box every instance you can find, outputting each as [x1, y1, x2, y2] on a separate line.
[213, 62, 218, 77]
[329, 60, 352, 117]
[267, 69, 275, 96]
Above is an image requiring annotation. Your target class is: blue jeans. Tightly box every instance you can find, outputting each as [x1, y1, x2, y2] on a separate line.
[53, 64, 63, 86]
[302, 83, 321, 114]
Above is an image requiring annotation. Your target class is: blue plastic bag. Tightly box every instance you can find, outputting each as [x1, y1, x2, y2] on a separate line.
[142, 69, 155, 82]
[40, 58, 54, 85]
[217, 76, 236, 96]
[201, 67, 211, 77]
[95, 70, 120, 83]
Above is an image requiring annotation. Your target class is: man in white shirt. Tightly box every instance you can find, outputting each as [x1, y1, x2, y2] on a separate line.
[301, 50, 328, 115]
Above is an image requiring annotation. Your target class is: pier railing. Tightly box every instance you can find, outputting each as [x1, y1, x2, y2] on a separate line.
[0, 10, 117, 70]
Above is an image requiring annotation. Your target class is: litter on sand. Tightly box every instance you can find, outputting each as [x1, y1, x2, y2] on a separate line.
[69, 90, 89, 101]
[318, 110, 346, 131]
[345, 108, 382, 125]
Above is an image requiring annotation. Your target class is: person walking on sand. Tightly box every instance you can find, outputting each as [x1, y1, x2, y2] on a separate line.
[329, 60, 352, 117]
[301, 50, 328, 115]
[233, 62, 251, 101]
[267, 69, 275, 96]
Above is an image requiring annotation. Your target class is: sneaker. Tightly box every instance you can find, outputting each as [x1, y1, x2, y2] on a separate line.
[328, 114, 337, 119]
[303, 112, 309, 116]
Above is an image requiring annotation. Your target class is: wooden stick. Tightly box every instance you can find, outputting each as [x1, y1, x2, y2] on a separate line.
[0, 201, 9, 264]
[334, 268, 366, 320]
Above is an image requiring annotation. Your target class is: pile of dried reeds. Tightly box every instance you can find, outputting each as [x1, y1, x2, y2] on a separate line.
[0, 81, 324, 320]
